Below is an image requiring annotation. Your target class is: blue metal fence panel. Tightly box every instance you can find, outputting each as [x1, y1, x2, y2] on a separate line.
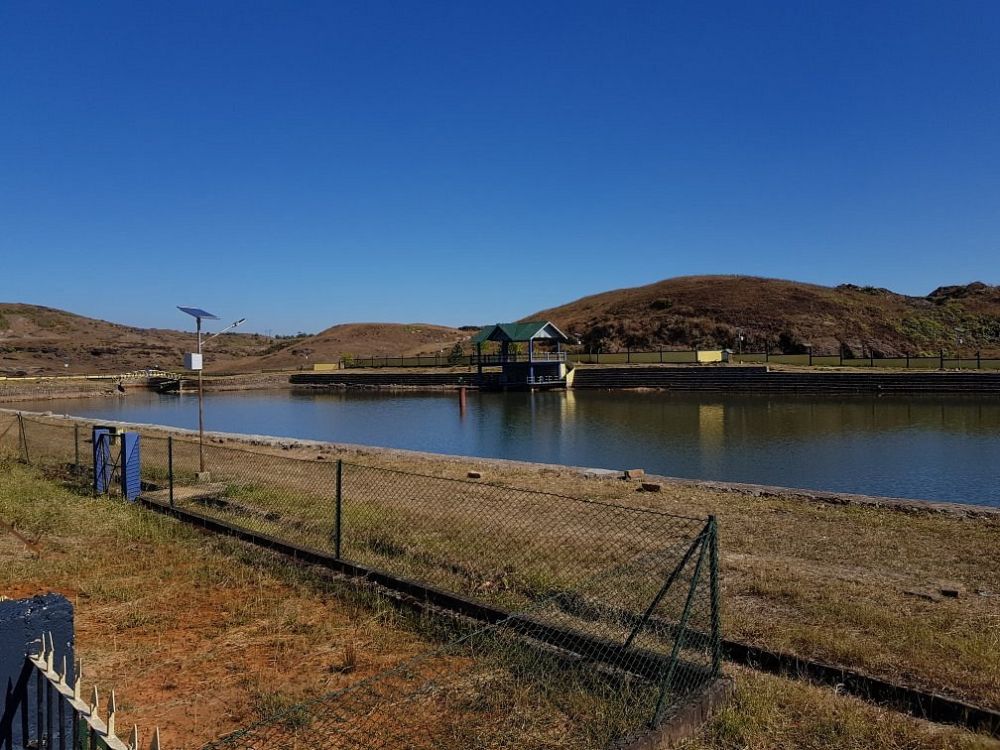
[92, 428, 111, 494]
[120, 432, 141, 501]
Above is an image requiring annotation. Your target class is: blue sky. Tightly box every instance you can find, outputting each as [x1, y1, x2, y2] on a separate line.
[2, 1, 998, 333]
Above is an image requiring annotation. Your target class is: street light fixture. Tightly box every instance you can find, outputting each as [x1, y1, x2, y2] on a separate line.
[177, 306, 246, 476]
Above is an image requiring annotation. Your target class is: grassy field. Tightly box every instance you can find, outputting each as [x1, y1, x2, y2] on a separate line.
[5, 409, 1000, 714]
[156, 430, 1000, 711]
[1, 458, 999, 748]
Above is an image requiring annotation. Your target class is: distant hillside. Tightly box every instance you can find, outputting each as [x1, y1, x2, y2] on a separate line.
[228, 322, 469, 370]
[529, 276, 1000, 356]
[0, 303, 275, 376]
[0, 304, 470, 376]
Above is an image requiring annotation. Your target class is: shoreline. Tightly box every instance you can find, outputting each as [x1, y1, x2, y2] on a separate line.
[5, 406, 998, 520]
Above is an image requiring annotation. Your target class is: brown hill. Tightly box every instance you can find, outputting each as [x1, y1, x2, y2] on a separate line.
[217, 322, 469, 371]
[0, 303, 271, 375]
[0, 303, 275, 376]
[0, 304, 470, 376]
[529, 276, 1000, 356]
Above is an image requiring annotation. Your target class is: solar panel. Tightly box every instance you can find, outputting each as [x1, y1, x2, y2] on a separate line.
[177, 306, 220, 320]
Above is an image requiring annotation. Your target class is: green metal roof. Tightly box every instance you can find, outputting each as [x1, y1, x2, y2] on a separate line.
[471, 320, 570, 344]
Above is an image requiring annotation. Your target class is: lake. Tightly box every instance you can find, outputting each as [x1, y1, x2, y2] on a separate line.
[11, 389, 1000, 506]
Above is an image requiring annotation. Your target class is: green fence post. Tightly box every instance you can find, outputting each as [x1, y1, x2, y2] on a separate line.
[334, 459, 343, 558]
[977, 351, 981, 369]
[940, 349, 944, 370]
[651, 533, 708, 726]
[709, 516, 721, 678]
[74, 424, 80, 473]
[168, 436, 174, 508]
[17, 413, 28, 465]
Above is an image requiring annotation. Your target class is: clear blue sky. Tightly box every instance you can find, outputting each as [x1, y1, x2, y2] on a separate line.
[2, 1, 998, 334]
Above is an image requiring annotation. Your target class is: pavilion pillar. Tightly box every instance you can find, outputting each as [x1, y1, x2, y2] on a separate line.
[529, 338, 535, 384]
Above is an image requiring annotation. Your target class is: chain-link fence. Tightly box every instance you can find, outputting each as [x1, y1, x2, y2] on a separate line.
[203, 535, 717, 750]
[2, 412, 722, 747]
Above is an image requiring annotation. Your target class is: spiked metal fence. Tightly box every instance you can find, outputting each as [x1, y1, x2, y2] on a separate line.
[1, 634, 161, 750]
[2, 412, 722, 748]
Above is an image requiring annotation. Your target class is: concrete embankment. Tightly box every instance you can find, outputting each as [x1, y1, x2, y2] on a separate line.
[0, 377, 124, 403]
[571, 365, 1000, 394]
[290, 370, 477, 389]
[292, 365, 1000, 395]
[9, 366, 1000, 399]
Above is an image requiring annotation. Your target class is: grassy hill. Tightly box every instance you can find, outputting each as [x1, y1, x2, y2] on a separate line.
[529, 276, 1000, 356]
[0, 304, 470, 375]
[240, 322, 469, 370]
[7, 276, 1000, 375]
[0, 303, 275, 376]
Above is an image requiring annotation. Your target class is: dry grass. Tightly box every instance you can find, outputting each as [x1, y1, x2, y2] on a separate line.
[679, 667, 999, 750]
[2, 458, 998, 749]
[0, 458, 439, 748]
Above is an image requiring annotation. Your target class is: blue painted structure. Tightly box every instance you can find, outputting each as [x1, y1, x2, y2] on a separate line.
[120, 432, 141, 501]
[92, 427, 141, 499]
[92, 427, 112, 494]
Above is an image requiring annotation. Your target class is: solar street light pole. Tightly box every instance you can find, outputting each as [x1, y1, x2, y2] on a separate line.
[178, 307, 245, 476]
[197, 316, 206, 473]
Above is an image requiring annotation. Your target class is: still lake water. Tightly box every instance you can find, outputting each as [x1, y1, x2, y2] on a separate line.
[14, 389, 1000, 506]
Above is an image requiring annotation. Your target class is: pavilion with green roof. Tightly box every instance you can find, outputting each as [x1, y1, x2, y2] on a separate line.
[470, 320, 572, 388]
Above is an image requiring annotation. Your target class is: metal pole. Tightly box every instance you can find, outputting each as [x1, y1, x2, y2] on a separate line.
[20, 667, 29, 750]
[622, 529, 706, 650]
[17, 413, 29, 465]
[45, 678, 52, 750]
[651, 535, 708, 725]
[168, 436, 175, 508]
[709, 516, 721, 677]
[334, 460, 343, 558]
[197, 317, 205, 474]
[35, 669, 41, 750]
[74, 424, 80, 473]
[57, 690, 65, 750]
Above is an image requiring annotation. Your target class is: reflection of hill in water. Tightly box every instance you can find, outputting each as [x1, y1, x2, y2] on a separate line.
[539, 392, 1000, 442]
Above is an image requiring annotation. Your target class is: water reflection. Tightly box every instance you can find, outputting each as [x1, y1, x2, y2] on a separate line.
[14, 389, 1000, 506]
